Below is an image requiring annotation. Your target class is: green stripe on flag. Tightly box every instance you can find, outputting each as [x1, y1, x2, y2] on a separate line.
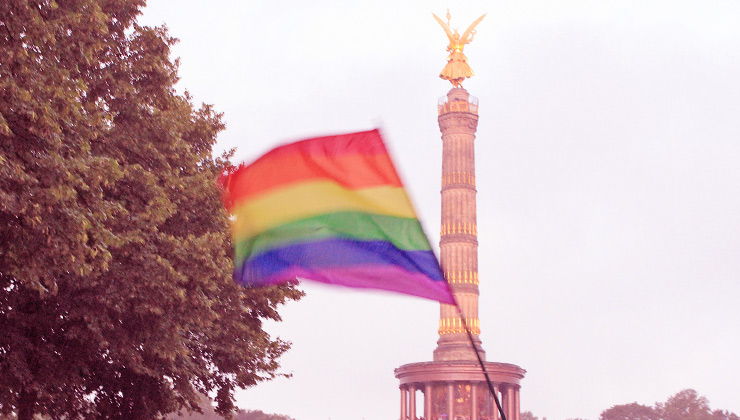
[235, 211, 433, 263]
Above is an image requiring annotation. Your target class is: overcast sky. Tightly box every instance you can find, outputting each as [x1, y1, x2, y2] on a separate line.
[139, 2, 740, 420]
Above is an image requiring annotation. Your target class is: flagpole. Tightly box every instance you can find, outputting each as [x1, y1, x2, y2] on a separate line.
[453, 301, 508, 420]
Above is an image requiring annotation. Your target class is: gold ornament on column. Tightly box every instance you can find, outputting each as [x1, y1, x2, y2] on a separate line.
[433, 10, 486, 87]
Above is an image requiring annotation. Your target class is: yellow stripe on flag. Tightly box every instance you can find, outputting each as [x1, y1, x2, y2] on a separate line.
[231, 180, 417, 239]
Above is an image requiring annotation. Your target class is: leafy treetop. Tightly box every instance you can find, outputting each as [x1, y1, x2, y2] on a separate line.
[0, 1, 302, 419]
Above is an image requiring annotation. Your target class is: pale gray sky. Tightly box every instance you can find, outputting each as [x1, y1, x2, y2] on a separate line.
[139, 2, 740, 420]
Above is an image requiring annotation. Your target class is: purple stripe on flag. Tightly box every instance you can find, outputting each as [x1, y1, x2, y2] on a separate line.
[238, 265, 455, 304]
[236, 238, 453, 303]
[239, 238, 444, 282]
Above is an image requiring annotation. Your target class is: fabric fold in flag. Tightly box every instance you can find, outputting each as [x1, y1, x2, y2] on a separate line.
[218, 129, 455, 304]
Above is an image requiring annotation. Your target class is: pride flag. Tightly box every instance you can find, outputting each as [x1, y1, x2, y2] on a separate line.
[218, 129, 455, 304]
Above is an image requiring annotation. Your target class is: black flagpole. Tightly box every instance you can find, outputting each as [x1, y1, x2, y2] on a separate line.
[453, 301, 508, 420]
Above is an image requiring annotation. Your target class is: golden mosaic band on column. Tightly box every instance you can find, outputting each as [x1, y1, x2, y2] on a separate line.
[442, 171, 476, 187]
[443, 271, 479, 285]
[438, 317, 481, 335]
[440, 222, 477, 236]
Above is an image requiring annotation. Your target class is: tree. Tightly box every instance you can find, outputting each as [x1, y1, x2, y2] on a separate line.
[657, 389, 712, 420]
[234, 410, 295, 420]
[168, 406, 296, 420]
[521, 411, 539, 420]
[165, 396, 296, 420]
[0, 1, 302, 419]
[598, 390, 738, 420]
[713, 411, 740, 420]
[600, 403, 658, 420]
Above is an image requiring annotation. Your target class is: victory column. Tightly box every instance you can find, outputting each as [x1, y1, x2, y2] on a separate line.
[395, 11, 526, 420]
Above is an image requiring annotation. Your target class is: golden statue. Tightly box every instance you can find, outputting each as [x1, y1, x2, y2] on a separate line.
[433, 10, 486, 87]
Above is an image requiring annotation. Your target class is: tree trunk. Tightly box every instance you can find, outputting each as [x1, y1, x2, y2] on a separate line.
[17, 389, 37, 420]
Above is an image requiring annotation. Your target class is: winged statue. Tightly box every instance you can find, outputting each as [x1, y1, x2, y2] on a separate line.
[433, 10, 486, 87]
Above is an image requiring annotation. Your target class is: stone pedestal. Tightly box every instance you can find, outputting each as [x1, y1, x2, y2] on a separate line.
[396, 361, 525, 420]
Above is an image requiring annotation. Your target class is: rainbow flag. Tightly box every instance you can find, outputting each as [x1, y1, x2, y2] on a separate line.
[218, 129, 454, 304]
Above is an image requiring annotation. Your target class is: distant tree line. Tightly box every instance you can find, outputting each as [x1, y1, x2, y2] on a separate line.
[168, 404, 295, 420]
[521, 389, 738, 420]
[0, 408, 294, 420]
[233, 410, 295, 420]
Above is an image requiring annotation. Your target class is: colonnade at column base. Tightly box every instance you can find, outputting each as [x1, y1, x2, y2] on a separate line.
[395, 361, 525, 420]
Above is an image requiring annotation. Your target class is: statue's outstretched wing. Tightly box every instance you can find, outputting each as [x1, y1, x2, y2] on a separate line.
[432, 13, 454, 41]
[461, 13, 486, 43]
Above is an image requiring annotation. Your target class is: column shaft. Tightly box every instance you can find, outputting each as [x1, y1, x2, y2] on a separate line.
[448, 383, 455, 420]
[500, 386, 508, 420]
[471, 383, 478, 420]
[410, 385, 416, 420]
[401, 387, 407, 420]
[435, 89, 483, 362]
[492, 385, 501, 420]
[425, 384, 433, 420]
[506, 386, 515, 420]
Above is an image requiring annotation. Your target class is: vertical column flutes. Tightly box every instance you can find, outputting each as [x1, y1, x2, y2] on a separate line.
[434, 87, 484, 362]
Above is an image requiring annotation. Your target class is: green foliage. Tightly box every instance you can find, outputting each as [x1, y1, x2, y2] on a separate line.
[522, 411, 540, 420]
[599, 390, 737, 420]
[658, 389, 711, 420]
[0, 1, 302, 419]
[234, 409, 296, 420]
[167, 403, 295, 420]
[713, 411, 740, 420]
[600, 402, 658, 420]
